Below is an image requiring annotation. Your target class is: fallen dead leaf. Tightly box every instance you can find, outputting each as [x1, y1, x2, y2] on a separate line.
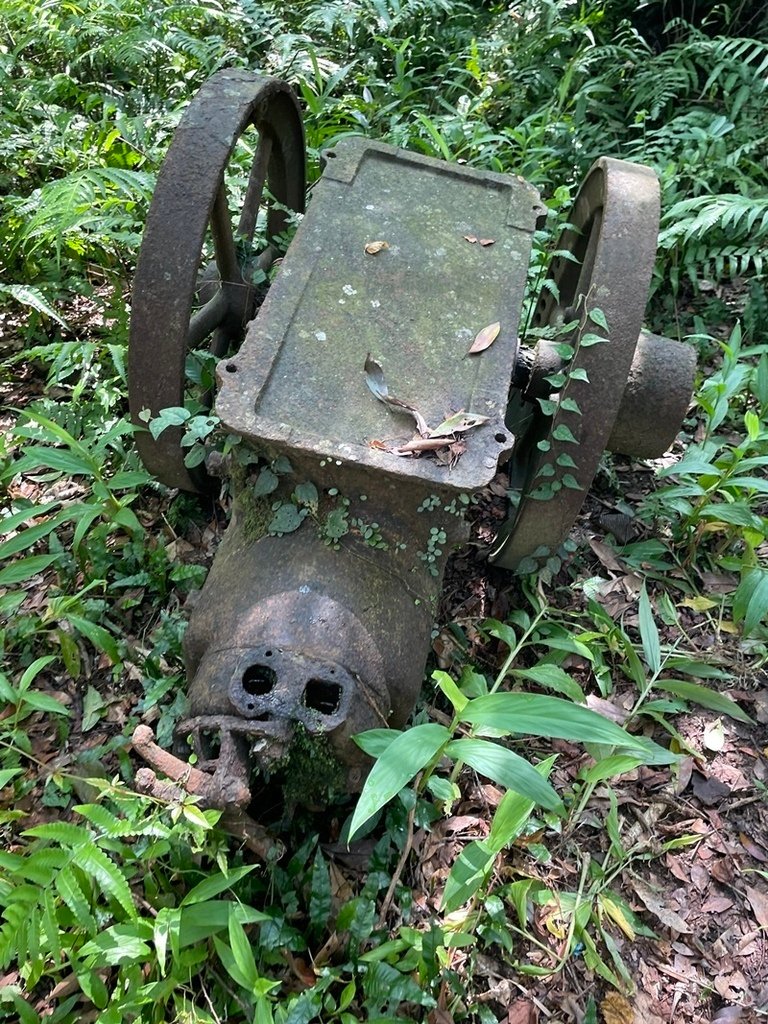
[589, 537, 624, 573]
[364, 240, 389, 255]
[364, 354, 429, 435]
[479, 238, 495, 247]
[430, 410, 490, 437]
[506, 999, 537, 1024]
[601, 992, 634, 1024]
[469, 321, 501, 355]
[631, 876, 691, 933]
[739, 832, 768, 862]
[692, 773, 731, 805]
[463, 234, 478, 243]
[703, 717, 726, 751]
[745, 885, 768, 928]
[701, 895, 734, 913]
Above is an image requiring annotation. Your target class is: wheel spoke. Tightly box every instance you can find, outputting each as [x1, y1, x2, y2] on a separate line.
[211, 181, 240, 283]
[210, 326, 230, 359]
[238, 133, 272, 241]
[187, 289, 229, 348]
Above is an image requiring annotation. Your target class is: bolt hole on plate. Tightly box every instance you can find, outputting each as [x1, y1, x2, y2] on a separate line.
[242, 664, 277, 695]
[495, 432, 506, 443]
[225, 363, 238, 373]
[303, 679, 342, 715]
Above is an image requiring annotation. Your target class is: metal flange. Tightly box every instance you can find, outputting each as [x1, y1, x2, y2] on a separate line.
[129, 69, 306, 492]
[491, 156, 693, 571]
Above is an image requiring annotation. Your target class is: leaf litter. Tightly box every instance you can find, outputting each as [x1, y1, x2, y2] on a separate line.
[364, 354, 489, 465]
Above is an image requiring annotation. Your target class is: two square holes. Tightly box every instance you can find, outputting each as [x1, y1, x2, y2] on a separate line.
[241, 651, 343, 716]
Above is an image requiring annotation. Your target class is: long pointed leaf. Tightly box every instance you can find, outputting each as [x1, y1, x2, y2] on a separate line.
[445, 739, 563, 811]
[349, 723, 450, 840]
[460, 693, 675, 764]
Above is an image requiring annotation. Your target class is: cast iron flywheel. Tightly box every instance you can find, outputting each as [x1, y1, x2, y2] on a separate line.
[491, 157, 695, 571]
[129, 69, 306, 493]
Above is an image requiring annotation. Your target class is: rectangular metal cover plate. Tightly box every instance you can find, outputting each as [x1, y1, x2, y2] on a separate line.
[216, 138, 542, 491]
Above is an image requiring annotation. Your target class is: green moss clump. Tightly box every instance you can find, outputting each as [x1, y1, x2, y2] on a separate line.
[277, 724, 346, 808]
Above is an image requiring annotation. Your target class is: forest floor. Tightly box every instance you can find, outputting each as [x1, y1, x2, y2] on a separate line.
[2, 297, 767, 1024]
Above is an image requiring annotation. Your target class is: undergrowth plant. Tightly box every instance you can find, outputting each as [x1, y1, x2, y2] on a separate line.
[1, 0, 767, 1020]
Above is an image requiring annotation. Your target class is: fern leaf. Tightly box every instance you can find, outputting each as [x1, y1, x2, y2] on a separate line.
[77, 846, 137, 921]
[23, 822, 91, 846]
[0, 284, 70, 329]
[55, 865, 97, 934]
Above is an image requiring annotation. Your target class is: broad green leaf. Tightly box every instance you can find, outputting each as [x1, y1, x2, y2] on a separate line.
[349, 723, 451, 841]
[65, 614, 120, 664]
[181, 864, 259, 906]
[80, 924, 152, 965]
[19, 446, 96, 477]
[227, 909, 259, 988]
[638, 587, 661, 676]
[445, 739, 563, 811]
[18, 655, 56, 693]
[0, 553, 59, 586]
[441, 839, 495, 912]
[487, 755, 557, 853]
[253, 468, 278, 497]
[512, 664, 585, 702]
[579, 754, 644, 784]
[654, 679, 752, 723]
[353, 729, 399, 758]
[178, 901, 268, 947]
[213, 935, 253, 991]
[460, 693, 675, 764]
[0, 768, 22, 789]
[733, 567, 768, 636]
[20, 690, 71, 716]
[699, 503, 764, 529]
[433, 669, 467, 714]
[0, 512, 64, 561]
[81, 685, 106, 732]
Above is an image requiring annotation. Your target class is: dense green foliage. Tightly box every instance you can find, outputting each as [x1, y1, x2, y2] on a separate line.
[1, 0, 767, 1020]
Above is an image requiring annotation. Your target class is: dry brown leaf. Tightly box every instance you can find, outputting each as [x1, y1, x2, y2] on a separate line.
[463, 234, 478, 243]
[479, 238, 495, 247]
[364, 240, 389, 254]
[601, 991, 634, 1024]
[739, 832, 768, 862]
[469, 321, 501, 354]
[589, 537, 624, 573]
[745, 885, 768, 928]
[631, 876, 691, 933]
[506, 999, 537, 1024]
[701, 895, 734, 913]
[364, 354, 429, 435]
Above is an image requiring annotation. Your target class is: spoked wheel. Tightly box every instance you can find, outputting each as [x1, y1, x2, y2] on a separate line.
[129, 69, 306, 492]
[491, 157, 660, 571]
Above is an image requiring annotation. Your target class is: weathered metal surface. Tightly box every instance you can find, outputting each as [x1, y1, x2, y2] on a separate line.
[181, 465, 469, 791]
[215, 137, 544, 492]
[128, 73, 696, 809]
[129, 69, 305, 492]
[608, 331, 697, 457]
[490, 157, 686, 570]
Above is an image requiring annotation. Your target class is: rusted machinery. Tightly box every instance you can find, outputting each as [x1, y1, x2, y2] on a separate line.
[128, 70, 695, 813]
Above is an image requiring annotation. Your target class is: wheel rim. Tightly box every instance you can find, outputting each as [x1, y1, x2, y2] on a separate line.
[129, 69, 306, 492]
[491, 157, 660, 571]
